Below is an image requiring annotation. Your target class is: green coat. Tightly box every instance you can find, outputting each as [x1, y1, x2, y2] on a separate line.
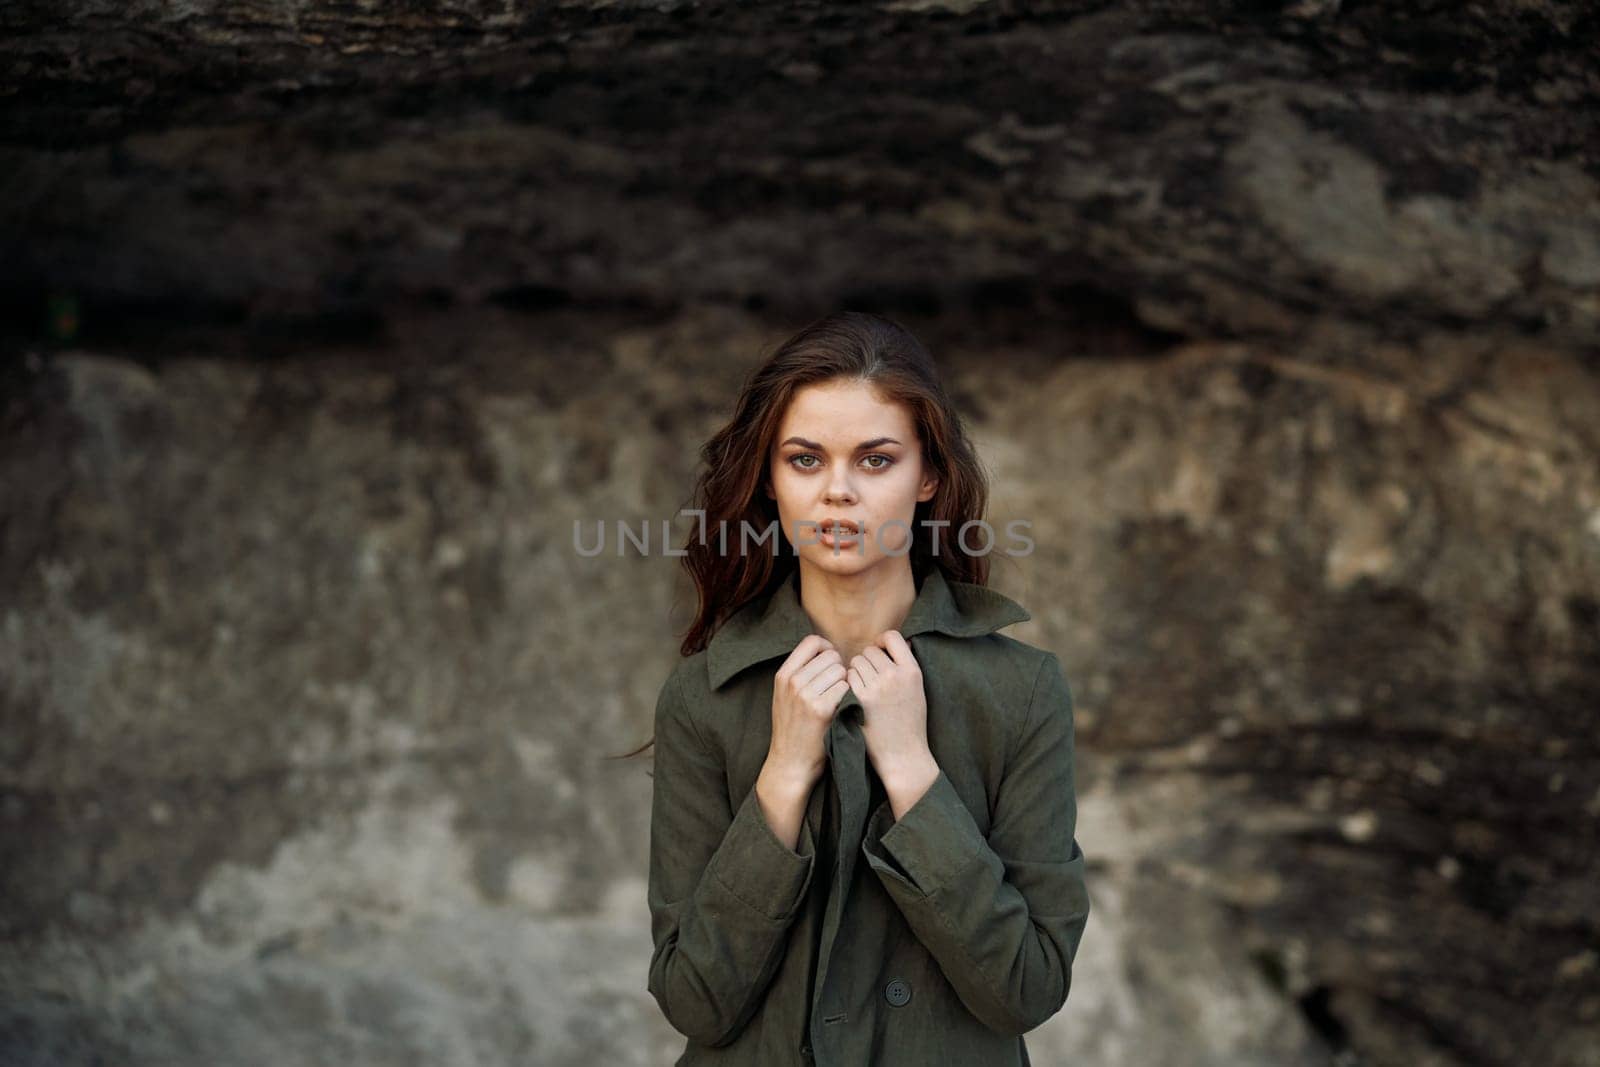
[646, 566, 1091, 1065]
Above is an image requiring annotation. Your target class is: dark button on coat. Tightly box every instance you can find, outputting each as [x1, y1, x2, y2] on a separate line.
[646, 567, 1091, 1065]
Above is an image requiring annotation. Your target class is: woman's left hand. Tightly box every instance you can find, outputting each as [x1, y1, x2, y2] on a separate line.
[849, 630, 939, 796]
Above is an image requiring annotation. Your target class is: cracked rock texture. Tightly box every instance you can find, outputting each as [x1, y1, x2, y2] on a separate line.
[2, 2, 1598, 1066]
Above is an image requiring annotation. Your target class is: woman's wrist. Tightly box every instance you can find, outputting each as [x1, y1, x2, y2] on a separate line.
[754, 759, 818, 853]
[878, 751, 940, 820]
[757, 757, 820, 802]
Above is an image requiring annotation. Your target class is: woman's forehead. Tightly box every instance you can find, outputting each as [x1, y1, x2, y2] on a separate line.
[778, 380, 915, 437]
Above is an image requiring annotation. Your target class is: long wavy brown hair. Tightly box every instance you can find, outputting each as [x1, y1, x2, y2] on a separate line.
[610, 311, 996, 761]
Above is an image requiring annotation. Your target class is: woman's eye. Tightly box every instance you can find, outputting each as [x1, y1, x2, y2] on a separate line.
[788, 453, 892, 471]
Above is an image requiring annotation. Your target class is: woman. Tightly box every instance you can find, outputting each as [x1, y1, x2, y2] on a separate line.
[643, 312, 1090, 1065]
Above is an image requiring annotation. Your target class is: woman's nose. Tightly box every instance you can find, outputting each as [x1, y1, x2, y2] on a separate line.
[823, 480, 856, 505]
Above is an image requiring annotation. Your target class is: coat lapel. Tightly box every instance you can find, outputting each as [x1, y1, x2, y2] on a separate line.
[705, 566, 1031, 694]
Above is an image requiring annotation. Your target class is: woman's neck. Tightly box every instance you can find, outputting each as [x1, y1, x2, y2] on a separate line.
[795, 560, 919, 664]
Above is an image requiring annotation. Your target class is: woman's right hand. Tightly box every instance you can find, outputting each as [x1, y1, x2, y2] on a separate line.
[763, 634, 848, 790]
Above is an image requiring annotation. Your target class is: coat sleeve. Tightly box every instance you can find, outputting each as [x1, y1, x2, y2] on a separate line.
[858, 651, 1091, 1037]
[646, 662, 819, 1047]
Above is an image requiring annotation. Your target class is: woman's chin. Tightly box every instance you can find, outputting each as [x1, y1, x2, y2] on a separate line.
[801, 547, 896, 575]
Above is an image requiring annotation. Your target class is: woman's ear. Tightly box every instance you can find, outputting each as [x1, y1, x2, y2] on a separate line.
[917, 474, 939, 502]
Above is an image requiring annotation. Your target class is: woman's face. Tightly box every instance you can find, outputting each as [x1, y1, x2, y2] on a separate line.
[765, 378, 938, 577]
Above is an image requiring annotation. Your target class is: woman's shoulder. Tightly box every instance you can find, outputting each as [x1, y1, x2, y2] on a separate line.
[656, 649, 713, 705]
[925, 627, 1058, 680]
[985, 634, 1073, 727]
[653, 648, 752, 762]
[930, 631, 1071, 735]
[656, 647, 744, 723]
[989, 632, 1063, 674]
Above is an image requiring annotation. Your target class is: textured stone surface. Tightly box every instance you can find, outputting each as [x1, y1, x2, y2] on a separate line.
[3, 305, 1597, 1066]
[2, 1, 1598, 346]
[3, 2, 1599, 1065]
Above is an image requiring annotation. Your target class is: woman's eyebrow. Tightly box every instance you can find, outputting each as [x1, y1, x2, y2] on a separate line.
[780, 436, 902, 451]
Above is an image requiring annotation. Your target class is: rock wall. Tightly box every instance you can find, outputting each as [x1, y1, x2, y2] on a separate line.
[3, 1, 1598, 349]
[2, 2, 1598, 1065]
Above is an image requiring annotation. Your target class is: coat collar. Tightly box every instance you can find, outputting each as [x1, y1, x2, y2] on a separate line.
[706, 566, 1031, 691]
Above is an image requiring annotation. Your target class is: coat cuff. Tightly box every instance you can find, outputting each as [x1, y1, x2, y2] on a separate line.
[706, 783, 818, 923]
[860, 769, 985, 899]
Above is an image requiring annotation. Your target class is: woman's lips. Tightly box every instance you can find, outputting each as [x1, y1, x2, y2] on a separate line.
[818, 519, 862, 548]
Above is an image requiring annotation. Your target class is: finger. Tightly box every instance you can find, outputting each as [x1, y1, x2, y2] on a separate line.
[878, 629, 916, 668]
[793, 647, 843, 689]
[805, 663, 846, 697]
[850, 653, 879, 682]
[860, 645, 893, 674]
[846, 666, 864, 692]
[777, 633, 834, 678]
[820, 677, 849, 708]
